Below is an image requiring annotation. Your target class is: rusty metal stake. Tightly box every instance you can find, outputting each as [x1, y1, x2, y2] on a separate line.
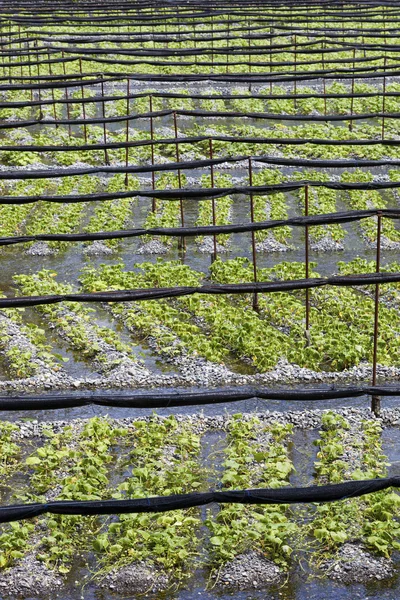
[100, 76, 110, 165]
[48, 50, 58, 128]
[79, 59, 87, 143]
[125, 78, 130, 188]
[248, 157, 259, 312]
[62, 51, 71, 139]
[305, 185, 310, 345]
[173, 112, 185, 251]
[349, 49, 356, 132]
[209, 138, 217, 263]
[226, 15, 230, 74]
[293, 34, 297, 108]
[149, 94, 156, 210]
[382, 56, 387, 141]
[371, 212, 382, 416]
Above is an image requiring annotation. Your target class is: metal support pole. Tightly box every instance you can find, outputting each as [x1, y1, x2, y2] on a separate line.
[293, 34, 297, 108]
[100, 76, 110, 166]
[209, 138, 217, 263]
[173, 112, 185, 251]
[305, 185, 310, 345]
[349, 49, 355, 132]
[149, 94, 156, 209]
[79, 59, 87, 143]
[382, 56, 387, 141]
[48, 50, 58, 128]
[248, 157, 259, 312]
[62, 51, 71, 139]
[371, 213, 382, 416]
[125, 78, 130, 188]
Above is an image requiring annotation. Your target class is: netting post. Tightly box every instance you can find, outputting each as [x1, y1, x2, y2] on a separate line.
[371, 212, 382, 416]
[79, 59, 87, 143]
[28, 37, 33, 103]
[173, 111, 185, 251]
[100, 75, 109, 166]
[209, 138, 217, 264]
[382, 56, 387, 141]
[211, 14, 214, 67]
[349, 48, 355, 132]
[124, 78, 130, 188]
[149, 94, 156, 210]
[248, 21, 252, 92]
[305, 185, 310, 345]
[193, 16, 197, 65]
[269, 28, 272, 94]
[226, 15, 230, 74]
[248, 157, 259, 313]
[18, 26, 22, 78]
[293, 34, 297, 108]
[35, 40, 43, 120]
[48, 50, 58, 128]
[62, 51, 71, 139]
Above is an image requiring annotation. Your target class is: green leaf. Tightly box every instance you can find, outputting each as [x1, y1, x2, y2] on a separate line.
[210, 536, 224, 546]
[25, 456, 41, 466]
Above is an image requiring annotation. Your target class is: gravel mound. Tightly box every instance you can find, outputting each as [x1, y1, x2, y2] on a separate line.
[214, 551, 281, 590]
[26, 242, 55, 256]
[136, 239, 168, 254]
[311, 237, 344, 252]
[83, 241, 114, 255]
[102, 562, 168, 594]
[322, 543, 394, 584]
[0, 554, 63, 597]
[198, 236, 230, 254]
[256, 235, 291, 253]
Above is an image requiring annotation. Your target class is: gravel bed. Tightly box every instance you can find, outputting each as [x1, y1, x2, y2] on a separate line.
[197, 236, 231, 254]
[256, 234, 291, 252]
[0, 552, 63, 598]
[136, 238, 168, 254]
[11, 405, 400, 440]
[311, 236, 344, 252]
[100, 562, 169, 594]
[25, 241, 56, 256]
[213, 551, 281, 590]
[0, 311, 72, 390]
[322, 543, 395, 584]
[1, 348, 400, 392]
[83, 241, 114, 255]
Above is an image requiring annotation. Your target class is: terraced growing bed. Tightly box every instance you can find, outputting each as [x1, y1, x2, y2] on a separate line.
[1, 0, 400, 598]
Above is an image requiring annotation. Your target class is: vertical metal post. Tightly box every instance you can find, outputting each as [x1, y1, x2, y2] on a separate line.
[193, 17, 197, 65]
[371, 213, 382, 416]
[173, 111, 185, 251]
[248, 157, 259, 312]
[349, 48, 355, 132]
[293, 34, 297, 108]
[18, 26, 22, 78]
[211, 14, 214, 67]
[149, 94, 156, 210]
[36, 40, 43, 120]
[248, 21, 252, 92]
[79, 58, 87, 143]
[226, 15, 230, 74]
[382, 56, 387, 141]
[269, 28, 272, 94]
[209, 138, 217, 263]
[100, 76, 110, 165]
[125, 78, 130, 188]
[48, 50, 58, 128]
[305, 185, 310, 344]
[62, 51, 71, 139]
